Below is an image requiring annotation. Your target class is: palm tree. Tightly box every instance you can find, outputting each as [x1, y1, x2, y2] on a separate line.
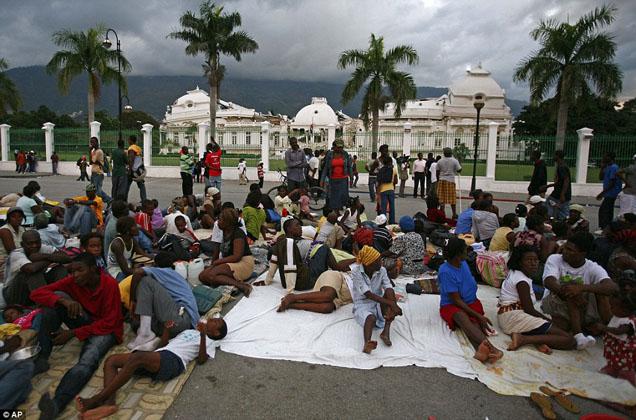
[338, 34, 419, 152]
[0, 58, 22, 116]
[46, 25, 131, 127]
[514, 5, 622, 150]
[169, 1, 258, 139]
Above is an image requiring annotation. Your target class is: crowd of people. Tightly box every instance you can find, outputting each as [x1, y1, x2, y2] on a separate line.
[0, 136, 635, 417]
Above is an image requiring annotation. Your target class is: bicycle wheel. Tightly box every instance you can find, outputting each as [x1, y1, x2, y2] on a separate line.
[308, 186, 327, 211]
[268, 184, 285, 202]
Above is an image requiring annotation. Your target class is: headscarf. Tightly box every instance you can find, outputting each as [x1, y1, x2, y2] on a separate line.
[352, 227, 374, 246]
[399, 215, 415, 233]
[357, 245, 380, 266]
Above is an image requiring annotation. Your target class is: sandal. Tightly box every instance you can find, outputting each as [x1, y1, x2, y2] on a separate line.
[539, 386, 580, 414]
[530, 392, 556, 420]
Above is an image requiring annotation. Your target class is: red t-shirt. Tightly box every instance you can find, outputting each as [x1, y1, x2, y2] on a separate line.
[331, 156, 347, 179]
[205, 149, 222, 177]
[135, 212, 153, 233]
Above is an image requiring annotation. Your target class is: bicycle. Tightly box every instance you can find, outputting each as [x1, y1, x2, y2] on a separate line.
[267, 169, 327, 211]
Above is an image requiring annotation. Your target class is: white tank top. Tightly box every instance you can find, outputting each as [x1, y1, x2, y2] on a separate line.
[107, 236, 133, 278]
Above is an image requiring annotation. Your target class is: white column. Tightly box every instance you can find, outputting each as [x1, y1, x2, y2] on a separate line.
[142, 124, 153, 167]
[42, 122, 55, 162]
[89, 121, 101, 141]
[403, 122, 412, 156]
[0, 124, 10, 162]
[261, 122, 270, 172]
[197, 122, 209, 159]
[486, 122, 498, 179]
[576, 127, 594, 184]
[327, 123, 336, 145]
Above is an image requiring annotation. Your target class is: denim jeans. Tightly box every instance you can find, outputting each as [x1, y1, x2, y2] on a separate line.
[208, 175, 222, 191]
[0, 359, 34, 409]
[545, 197, 570, 220]
[368, 176, 376, 202]
[380, 190, 396, 224]
[37, 303, 116, 411]
[90, 173, 111, 203]
[64, 204, 97, 236]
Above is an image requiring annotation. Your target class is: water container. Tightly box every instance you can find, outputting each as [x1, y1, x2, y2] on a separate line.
[187, 258, 205, 287]
[174, 261, 188, 280]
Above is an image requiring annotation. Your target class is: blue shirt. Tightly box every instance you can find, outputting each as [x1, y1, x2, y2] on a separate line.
[603, 163, 622, 199]
[143, 267, 199, 328]
[438, 261, 478, 307]
[454, 208, 474, 234]
[349, 263, 393, 306]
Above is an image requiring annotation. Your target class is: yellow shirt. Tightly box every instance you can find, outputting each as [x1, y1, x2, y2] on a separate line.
[378, 166, 398, 193]
[489, 227, 513, 252]
[73, 195, 104, 226]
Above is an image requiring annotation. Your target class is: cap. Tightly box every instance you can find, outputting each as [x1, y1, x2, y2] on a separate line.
[333, 139, 345, 148]
[208, 187, 220, 196]
[85, 183, 97, 192]
[528, 195, 546, 205]
[6, 207, 24, 218]
[374, 214, 388, 225]
[570, 204, 585, 215]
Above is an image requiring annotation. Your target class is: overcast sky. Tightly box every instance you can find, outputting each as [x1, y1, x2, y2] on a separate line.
[1, 0, 634, 100]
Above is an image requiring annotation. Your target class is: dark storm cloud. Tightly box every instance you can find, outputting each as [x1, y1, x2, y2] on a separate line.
[1, 0, 634, 99]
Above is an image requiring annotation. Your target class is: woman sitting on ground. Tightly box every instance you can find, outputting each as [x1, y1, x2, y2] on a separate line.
[438, 237, 503, 364]
[242, 191, 269, 243]
[389, 216, 425, 275]
[498, 245, 576, 353]
[607, 228, 636, 280]
[488, 213, 519, 252]
[16, 184, 43, 226]
[340, 196, 363, 233]
[0, 207, 25, 279]
[107, 216, 151, 282]
[426, 195, 456, 226]
[199, 208, 254, 297]
[514, 214, 556, 262]
[471, 199, 499, 248]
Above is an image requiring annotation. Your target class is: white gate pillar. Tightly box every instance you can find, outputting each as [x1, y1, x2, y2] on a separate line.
[576, 127, 594, 184]
[90, 121, 101, 141]
[261, 122, 271, 172]
[403, 122, 412, 157]
[486, 122, 498, 179]
[42, 122, 55, 162]
[197, 122, 209, 159]
[0, 124, 11, 162]
[142, 124, 153, 167]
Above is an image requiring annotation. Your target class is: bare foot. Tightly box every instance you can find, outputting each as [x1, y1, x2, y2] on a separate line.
[474, 340, 490, 363]
[82, 405, 118, 420]
[363, 340, 377, 354]
[507, 332, 524, 351]
[277, 296, 292, 312]
[536, 344, 552, 354]
[241, 283, 253, 298]
[485, 340, 504, 363]
[380, 333, 392, 347]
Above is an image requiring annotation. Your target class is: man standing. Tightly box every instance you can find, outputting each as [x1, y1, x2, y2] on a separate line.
[528, 149, 547, 197]
[126, 135, 147, 202]
[596, 152, 621, 229]
[307, 149, 320, 188]
[365, 152, 379, 203]
[89, 137, 111, 203]
[285, 137, 307, 192]
[436, 148, 462, 219]
[425, 152, 435, 195]
[617, 154, 636, 216]
[412, 153, 426, 199]
[51, 151, 59, 175]
[428, 155, 440, 199]
[31, 253, 123, 419]
[204, 139, 223, 190]
[111, 139, 128, 201]
[544, 150, 571, 220]
[398, 155, 410, 198]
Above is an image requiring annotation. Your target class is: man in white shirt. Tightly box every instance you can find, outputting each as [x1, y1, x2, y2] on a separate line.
[412, 153, 427, 199]
[428, 155, 440, 200]
[307, 150, 320, 187]
[436, 148, 462, 219]
[541, 231, 618, 349]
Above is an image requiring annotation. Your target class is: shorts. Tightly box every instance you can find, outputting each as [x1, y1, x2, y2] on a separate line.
[439, 299, 484, 330]
[145, 350, 185, 382]
[312, 270, 352, 309]
[227, 255, 255, 281]
[540, 292, 602, 326]
[436, 180, 456, 205]
[523, 322, 552, 336]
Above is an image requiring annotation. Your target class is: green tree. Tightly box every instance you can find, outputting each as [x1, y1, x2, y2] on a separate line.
[0, 58, 22, 116]
[169, 1, 258, 139]
[338, 34, 418, 152]
[513, 5, 623, 150]
[46, 25, 131, 128]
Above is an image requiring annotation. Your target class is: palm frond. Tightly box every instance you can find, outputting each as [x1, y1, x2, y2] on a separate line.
[385, 71, 417, 117]
[341, 67, 370, 105]
[337, 50, 367, 70]
[384, 45, 419, 67]
[576, 5, 616, 37]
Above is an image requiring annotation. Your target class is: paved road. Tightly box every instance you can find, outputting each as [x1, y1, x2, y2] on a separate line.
[0, 173, 619, 419]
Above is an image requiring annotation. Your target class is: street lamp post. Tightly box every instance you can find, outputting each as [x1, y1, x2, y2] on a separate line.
[102, 29, 122, 141]
[470, 94, 486, 193]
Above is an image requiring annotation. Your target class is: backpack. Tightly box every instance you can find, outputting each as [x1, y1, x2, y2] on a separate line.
[377, 164, 394, 184]
[430, 229, 454, 247]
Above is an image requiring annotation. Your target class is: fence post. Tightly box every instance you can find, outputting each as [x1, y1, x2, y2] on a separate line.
[0, 124, 10, 162]
[142, 124, 153, 167]
[486, 122, 498, 179]
[403, 122, 412, 157]
[42, 122, 55, 162]
[576, 127, 593, 184]
[327, 123, 336, 145]
[261, 122, 270, 172]
[197, 122, 209, 159]
[90, 121, 101, 141]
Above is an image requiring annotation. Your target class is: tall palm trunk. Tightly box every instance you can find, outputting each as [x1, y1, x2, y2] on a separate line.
[555, 94, 569, 151]
[87, 79, 95, 128]
[371, 107, 379, 153]
[208, 59, 218, 141]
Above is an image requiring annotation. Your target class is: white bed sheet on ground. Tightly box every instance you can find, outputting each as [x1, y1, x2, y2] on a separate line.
[220, 273, 636, 405]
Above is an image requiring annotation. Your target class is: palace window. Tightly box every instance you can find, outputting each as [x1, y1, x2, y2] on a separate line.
[246, 132, 251, 145]
[231, 132, 237, 145]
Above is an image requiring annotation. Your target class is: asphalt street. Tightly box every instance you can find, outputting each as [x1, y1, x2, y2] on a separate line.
[0, 173, 620, 419]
